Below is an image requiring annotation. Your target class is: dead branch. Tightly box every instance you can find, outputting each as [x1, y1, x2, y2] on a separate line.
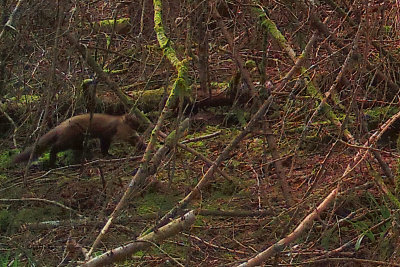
[81, 210, 195, 267]
[237, 188, 338, 267]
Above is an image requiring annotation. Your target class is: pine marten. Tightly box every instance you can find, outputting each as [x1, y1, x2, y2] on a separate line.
[13, 113, 146, 166]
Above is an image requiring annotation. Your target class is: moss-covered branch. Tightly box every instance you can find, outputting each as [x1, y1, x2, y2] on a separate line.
[254, 4, 351, 141]
[153, 0, 190, 109]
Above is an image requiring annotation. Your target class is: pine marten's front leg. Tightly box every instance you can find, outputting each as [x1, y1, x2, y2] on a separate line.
[100, 137, 112, 156]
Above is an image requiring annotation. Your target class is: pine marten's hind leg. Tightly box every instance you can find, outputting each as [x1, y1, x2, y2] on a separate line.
[49, 146, 61, 167]
[49, 134, 84, 167]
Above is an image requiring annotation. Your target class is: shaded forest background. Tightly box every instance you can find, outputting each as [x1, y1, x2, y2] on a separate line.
[1, 0, 400, 266]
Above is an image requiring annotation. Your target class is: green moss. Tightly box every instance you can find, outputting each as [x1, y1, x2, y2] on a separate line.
[201, 191, 239, 210]
[153, 0, 190, 111]
[93, 18, 131, 33]
[210, 81, 229, 89]
[12, 94, 40, 103]
[136, 192, 179, 215]
[366, 106, 398, 117]
[81, 79, 94, 88]
[219, 179, 238, 195]
[260, 17, 286, 45]
[98, 18, 129, 27]
[14, 207, 61, 224]
[365, 106, 399, 125]
[109, 69, 126, 74]
[5, 95, 40, 109]
[205, 125, 228, 135]
[154, 0, 171, 51]
[0, 206, 63, 235]
[57, 150, 84, 165]
[245, 59, 256, 69]
[193, 218, 205, 227]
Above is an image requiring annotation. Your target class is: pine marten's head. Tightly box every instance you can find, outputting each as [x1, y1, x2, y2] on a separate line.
[123, 114, 141, 130]
[121, 114, 146, 150]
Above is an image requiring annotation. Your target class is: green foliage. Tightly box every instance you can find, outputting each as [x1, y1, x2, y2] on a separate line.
[28, 151, 55, 168]
[133, 251, 145, 257]
[106, 34, 111, 48]
[1, 95, 40, 117]
[205, 125, 226, 135]
[232, 108, 247, 126]
[353, 220, 375, 250]
[0, 149, 16, 172]
[0, 252, 20, 267]
[350, 193, 391, 251]
[28, 147, 93, 167]
[321, 227, 339, 250]
[319, 192, 394, 254]
[382, 25, 392, 36]
[92, 251, 105, 257]
[365, 106, 399, 117]
[365, 106, 399, 130]
[248, 138, 263, 154]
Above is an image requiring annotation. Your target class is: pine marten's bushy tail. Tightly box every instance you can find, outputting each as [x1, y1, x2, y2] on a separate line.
[13, 130, 58, 164]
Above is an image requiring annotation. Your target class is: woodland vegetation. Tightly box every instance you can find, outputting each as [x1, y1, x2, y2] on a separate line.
[1, 0, 400, 266]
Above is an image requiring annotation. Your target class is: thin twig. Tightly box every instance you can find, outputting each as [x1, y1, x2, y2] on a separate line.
[181, 131, 222, 144]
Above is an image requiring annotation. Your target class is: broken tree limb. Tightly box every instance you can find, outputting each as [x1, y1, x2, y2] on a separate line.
[81, 210, 195, 267]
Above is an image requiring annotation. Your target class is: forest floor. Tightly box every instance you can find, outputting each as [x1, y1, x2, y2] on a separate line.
[0, 111, 395, 266]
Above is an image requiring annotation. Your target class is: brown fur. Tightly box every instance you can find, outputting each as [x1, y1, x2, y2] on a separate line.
[13, 113, 145, 166]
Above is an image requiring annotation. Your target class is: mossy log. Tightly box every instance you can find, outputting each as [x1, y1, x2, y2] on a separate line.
[92, 18, 131, 34]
